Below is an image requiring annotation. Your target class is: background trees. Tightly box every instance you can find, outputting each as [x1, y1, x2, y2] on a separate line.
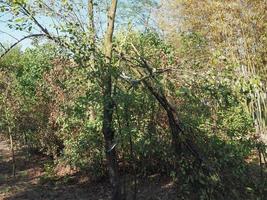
[0, 0, 266, 199]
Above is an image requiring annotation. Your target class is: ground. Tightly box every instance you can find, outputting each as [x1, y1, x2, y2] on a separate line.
[0, 136, 177, 200]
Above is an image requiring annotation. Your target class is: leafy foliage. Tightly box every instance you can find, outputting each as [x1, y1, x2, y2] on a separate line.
[0, 1, 266, 199]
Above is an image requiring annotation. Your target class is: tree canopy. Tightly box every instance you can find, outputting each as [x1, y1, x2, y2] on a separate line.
[0, 1, 266, 199]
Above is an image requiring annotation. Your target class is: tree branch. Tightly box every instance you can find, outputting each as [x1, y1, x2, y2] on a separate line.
[0, 30, 20, 42]
[0, 34, 45, 59]
[19, 5, 53, 40]
[0, 42, 7, 51]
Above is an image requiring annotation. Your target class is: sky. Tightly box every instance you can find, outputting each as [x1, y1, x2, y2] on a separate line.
[0, 0, 103, 51]
[0, 0, 158, 52]
[0, 14, 33, 50]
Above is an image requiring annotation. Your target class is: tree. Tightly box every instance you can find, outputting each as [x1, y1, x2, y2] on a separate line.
[156, 0, 267, 145]
[0, 0, 124, 199]
[102, 0, 125, 199]
[0, 47, 22, 177]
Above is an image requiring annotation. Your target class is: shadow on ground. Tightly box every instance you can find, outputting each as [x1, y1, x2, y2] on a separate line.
[1, 135, 266, 200]
[0, 137, 177, 200]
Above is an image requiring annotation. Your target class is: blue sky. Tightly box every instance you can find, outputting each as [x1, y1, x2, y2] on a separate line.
[0, 15, 32, 50]
[0, 1, 101, 50]
[0, 0, 157, 51]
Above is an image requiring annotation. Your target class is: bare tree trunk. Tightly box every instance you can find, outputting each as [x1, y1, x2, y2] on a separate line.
[88, 0, 96, 69]
[126, 47, 207, 166]
[88, 0, 97, 121]
[102, 1, 124, 199]
[124, 105, 137, 200]
[8, 128, 15, 177]
[142, 80, 205, 166]
[142, 80, 182, 154]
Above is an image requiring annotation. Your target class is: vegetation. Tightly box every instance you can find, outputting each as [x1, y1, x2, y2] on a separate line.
[0, 0, 266, 199]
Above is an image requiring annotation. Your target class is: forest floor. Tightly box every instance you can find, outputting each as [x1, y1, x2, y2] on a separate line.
[0, 136, 177, 200]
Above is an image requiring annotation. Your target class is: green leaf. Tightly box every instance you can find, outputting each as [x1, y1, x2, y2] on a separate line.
[15, 18, 23, 23]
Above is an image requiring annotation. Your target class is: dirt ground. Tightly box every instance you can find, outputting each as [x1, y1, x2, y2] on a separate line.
[0, 137, 177, 200]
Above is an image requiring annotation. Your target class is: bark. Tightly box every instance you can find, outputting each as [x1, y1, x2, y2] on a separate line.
[142, 79, 205, 167]
[88, 0, 97, 121]
[88, 0, 96, 68]
[142, 80, 182, 155]
[8, 128, 16, 177]
[102, 0, 124, 199]
[125, 106, 137, 200]
[127, 46, 207, 166]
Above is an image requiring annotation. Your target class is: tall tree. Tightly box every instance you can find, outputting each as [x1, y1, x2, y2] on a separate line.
[102, 0, 124, 199]
[0, 0, 123, 198]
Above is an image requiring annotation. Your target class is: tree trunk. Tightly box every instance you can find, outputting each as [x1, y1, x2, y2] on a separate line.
[8, 128, 16, 177]
[88, 0, 96, 69]
[142, 79, 204, 165]
[143, 80, 182, 155]
[88, 0, 97, 121]
[102, 1, 123, 199]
